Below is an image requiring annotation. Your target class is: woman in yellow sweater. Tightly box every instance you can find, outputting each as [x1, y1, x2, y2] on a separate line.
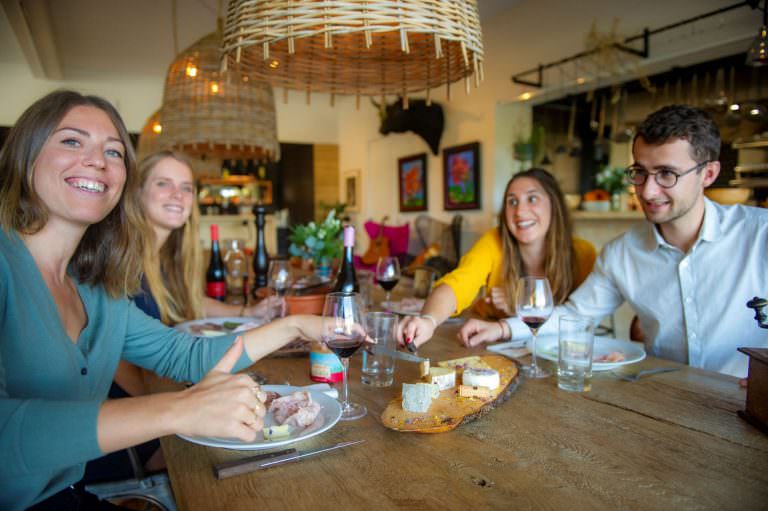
[397, 168, 596, 348]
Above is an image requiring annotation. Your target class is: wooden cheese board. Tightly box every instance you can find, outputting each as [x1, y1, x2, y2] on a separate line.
[381, 355, 519, 433]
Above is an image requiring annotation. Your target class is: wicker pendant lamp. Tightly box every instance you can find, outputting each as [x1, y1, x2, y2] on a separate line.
[161, 31, 280, 160]
[136, 109, 170, 160]
[220, 0, 484, 103]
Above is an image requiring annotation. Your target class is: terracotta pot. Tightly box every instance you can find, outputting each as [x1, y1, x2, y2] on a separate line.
[285, 293, 327, 315]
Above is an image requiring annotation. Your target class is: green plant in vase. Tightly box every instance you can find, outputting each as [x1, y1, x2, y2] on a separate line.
[595, 165, 629, 210]
[288, 210, 343, 279]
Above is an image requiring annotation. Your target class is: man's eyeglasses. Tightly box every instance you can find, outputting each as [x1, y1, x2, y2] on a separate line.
[624, 161, 710, 189]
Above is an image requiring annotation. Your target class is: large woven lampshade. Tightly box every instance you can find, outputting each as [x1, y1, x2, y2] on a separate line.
[221, 0, 484, 101]
[161, 31, 280, 160]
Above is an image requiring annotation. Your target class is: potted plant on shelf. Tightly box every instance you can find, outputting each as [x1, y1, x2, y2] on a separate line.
[595, 165, 629, 211]
[288, 210, 343, 279]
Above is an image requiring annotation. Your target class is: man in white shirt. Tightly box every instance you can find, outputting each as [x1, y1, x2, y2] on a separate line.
[460, 105, 768, 378]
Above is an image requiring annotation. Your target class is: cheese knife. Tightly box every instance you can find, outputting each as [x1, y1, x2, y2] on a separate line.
[214, 440, 365, 479]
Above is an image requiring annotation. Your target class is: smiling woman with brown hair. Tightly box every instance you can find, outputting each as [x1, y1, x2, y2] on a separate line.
[396, 168, 596, 349]
[0, 90, 323, 511]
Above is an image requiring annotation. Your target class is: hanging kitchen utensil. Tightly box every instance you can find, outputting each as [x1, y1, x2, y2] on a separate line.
[567, 99, 580, 157]
[594, 94, 608, 161]
[725, 66, 741, 126]
[690, 73, 699, 107]
[675, 77, 683, 104]
[610, 87, 620, 140]
[590, 95, 599, 131]
[613, 89, 633, 143]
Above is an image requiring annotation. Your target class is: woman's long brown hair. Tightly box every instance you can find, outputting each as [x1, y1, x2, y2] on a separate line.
[498, 168, 576, 312]
[137, 151, 204, 324]
[0, 90, 150, 298]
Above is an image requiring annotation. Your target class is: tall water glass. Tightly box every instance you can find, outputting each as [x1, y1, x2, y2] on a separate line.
[557, 315, 595, 392]
[362, 312, 397, 387]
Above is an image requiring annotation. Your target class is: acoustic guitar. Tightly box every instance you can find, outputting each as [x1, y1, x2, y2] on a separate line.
[361, 216, 391, 265]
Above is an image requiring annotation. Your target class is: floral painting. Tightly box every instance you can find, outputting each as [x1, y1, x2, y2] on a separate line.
[398, 153, 428, 212]
[443, 142, 480, 210]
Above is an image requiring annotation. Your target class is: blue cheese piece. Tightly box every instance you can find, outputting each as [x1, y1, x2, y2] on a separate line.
[263, 424, 292, 441]
[462, 368, 500, 390]
[402, 383, 440, 413]
[426, 367, 456, 391]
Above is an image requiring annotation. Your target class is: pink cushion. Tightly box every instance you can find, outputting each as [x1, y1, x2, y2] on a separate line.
[353, 221, 410, 271]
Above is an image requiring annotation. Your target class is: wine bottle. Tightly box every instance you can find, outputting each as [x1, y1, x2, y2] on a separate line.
[206, 224, 227, 301]
[333, 225, 359, 294]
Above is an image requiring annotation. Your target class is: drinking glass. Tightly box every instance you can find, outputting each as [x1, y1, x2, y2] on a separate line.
[516, 277, 554, 379]
[267, 260, 292, 298]
[223, 239, 247, 305]
[557, 315, 595, 392]
[362, 312, 397, 387]
[375, 256, 401, 305]
[322, 292, 367, 420]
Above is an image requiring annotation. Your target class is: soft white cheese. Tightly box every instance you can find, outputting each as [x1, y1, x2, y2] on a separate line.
[462, 368, 500, 390]
[426, 367, 456, 391]
[402, 383, 440, 413]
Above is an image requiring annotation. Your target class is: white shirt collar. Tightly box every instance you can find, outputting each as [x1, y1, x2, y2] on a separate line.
[641, 197, 722, 253]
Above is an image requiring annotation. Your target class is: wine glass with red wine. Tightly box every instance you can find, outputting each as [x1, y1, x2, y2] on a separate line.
[516, 277, 554, 379]
[375, 256, 401, 306]
[321, 292, 367, 420]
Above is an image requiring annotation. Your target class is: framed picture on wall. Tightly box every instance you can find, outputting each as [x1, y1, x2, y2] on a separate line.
[342, 169, 361, 212]
[397, 153, 428, 212]
[443, 142, 481, 210]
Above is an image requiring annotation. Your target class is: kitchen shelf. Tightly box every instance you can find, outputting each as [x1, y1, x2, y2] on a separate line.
[734, 163, 768, 173]
[729, 178, 768, 188]
[732, 139, 768, 150]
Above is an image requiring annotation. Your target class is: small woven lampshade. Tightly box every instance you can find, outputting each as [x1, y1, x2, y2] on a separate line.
[161, 31, 280, 160]
[221, 0, 484, 101]
[136, 109, 171, 160]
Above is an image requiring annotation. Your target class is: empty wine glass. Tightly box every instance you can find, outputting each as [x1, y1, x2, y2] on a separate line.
[516, 277, 554, 379]
[375, 256, 401, 306]
[267, 260, 292, 298]
[322, 292, 367, 420]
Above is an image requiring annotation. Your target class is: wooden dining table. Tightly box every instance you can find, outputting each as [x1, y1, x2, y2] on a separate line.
[152, 321, 768, 510]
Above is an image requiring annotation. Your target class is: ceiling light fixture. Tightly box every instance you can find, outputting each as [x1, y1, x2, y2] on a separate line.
[220, 0, 484, 105]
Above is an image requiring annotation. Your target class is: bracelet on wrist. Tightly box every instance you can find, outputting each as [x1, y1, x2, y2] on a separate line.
[420, 314, 438, 329]
[497, 319, 510, 341]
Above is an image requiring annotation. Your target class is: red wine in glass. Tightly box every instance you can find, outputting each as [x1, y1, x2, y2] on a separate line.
[516, 277, 554, 379]
[521, 316, 547, 332]
[377, 278, 399, 292]
[325, 335, 364, 359]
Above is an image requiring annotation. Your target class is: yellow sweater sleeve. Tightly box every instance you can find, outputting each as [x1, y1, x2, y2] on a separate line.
[434, 229, 503, 315]
[572, 237, 597, 287]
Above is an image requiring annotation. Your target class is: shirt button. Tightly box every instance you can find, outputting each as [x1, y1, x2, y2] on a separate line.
[80, 368, 88, 376]
[685, 297, 692, 303]
[681, 260, 688, 268]
[690, 332, 697, 339]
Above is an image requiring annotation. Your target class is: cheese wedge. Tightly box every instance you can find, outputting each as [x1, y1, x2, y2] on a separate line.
[459, 385, 492, 399]
[425, 367, 456, 391]
[462, 367, 500, 390]
[402, 383, 440, 413]
[263, 424, 292, 441]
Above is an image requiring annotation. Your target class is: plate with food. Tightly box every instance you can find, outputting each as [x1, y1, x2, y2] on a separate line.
[531, 335, 646, 371]
[175, 317, 266, 337]
[178, 385, 342, 450]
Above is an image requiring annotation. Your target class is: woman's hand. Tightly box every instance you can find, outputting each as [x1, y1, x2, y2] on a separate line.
[395, 316, 437, 349]
[247, 295, 285, 320]
[485, 287, 512, 316]
[172, 337, 266, 442]
[457, 319, 505, 348]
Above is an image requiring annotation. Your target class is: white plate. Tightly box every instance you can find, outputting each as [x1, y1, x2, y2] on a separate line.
[175, 316, 265, 337]
[177, 385, 342, 450]
[489, 335, 646, 371]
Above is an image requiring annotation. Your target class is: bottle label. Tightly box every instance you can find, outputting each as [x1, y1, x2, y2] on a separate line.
[310, 351, 343, 383]
[206, 282, 226, 298]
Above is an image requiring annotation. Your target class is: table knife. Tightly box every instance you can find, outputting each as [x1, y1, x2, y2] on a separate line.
[214, 440, 364, 479]
[368, 345, 429, 364]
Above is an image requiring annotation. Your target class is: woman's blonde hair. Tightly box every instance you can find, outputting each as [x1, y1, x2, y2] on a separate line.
[0, 90, 150, 298]
[137, 151, 204, 324]
[498, 168, 576, 312]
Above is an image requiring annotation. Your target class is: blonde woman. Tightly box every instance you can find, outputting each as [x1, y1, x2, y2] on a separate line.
[397, 168, 596, 348]
[0, 90, 322, 509]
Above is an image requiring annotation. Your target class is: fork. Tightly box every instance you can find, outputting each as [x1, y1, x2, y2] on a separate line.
[612, 367, 679, 382]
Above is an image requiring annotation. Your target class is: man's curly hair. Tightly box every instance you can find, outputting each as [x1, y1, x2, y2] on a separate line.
[634, 104, 721, 164]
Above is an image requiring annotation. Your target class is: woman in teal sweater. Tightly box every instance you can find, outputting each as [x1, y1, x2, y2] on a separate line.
[0, 90, 323, 510]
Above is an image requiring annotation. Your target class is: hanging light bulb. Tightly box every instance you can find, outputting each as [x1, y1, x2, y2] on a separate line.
[746, 1, 768, 67]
